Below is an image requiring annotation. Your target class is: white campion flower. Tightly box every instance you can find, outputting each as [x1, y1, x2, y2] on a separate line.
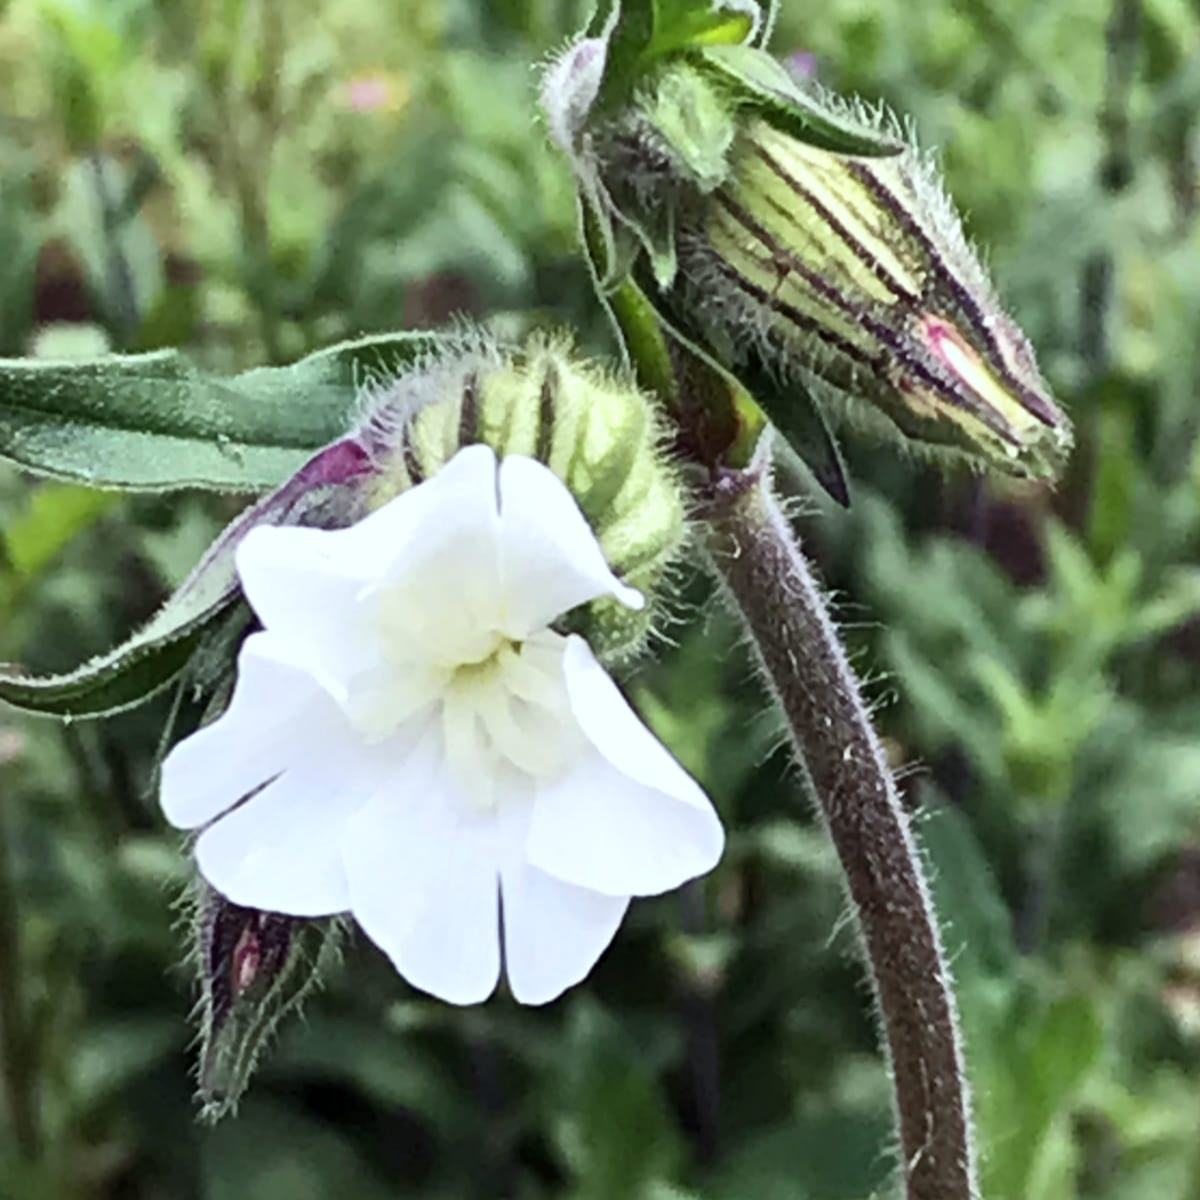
[160, 444, 724, 1005]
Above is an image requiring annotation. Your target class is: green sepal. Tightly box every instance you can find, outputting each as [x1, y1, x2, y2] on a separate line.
[586, 0, 619, 37]
[581, 185, 644, 295]
[727, 356, 851, 505]
[594, 0, 759, 112]
[582, 195, 681, 411]
[753, 0, 779, 46]
[631, 200, 679, 290]
[621, 260, 770, 470]
[618, 251, 849, 498]
[640, 58, 738, 195]
[694, 43, 903, 157]
[0, 332, 438, 493]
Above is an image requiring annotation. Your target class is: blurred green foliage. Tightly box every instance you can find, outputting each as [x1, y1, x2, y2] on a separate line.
[1, 0, 1200, 1197]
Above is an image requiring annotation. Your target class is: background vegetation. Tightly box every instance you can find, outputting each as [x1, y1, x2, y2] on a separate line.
[1, 0, 1199, 1197]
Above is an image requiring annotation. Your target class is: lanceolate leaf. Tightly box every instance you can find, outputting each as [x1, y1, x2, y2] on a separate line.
[0, 436, 373, 718]
[0, 332, 438, 493]
[0, 552, 234, 717]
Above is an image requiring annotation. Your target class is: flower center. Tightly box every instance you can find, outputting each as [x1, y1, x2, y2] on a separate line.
[440, 636, 579, 809]
[352, 580, 581, 809]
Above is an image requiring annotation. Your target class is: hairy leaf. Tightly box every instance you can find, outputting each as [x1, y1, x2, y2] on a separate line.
[0, 332, 438, 493]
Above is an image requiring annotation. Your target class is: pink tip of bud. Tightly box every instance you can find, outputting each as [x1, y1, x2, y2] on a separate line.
[918, 313, 1063, 433]
[232, 927, 262, 995]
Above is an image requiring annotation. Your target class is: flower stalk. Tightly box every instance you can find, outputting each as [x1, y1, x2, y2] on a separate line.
[701, 453, 975, 1200]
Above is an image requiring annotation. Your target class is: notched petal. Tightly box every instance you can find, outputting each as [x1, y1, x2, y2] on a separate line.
[500, 854, 628, 1005]
[524, 636, 724, 896]
[342, 737, 503, 1005]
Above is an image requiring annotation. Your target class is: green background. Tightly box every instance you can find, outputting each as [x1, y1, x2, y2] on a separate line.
[1, 0, 1199, 1197]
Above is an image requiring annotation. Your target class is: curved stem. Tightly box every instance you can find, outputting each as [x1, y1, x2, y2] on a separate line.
[701, 456, 975, 1200]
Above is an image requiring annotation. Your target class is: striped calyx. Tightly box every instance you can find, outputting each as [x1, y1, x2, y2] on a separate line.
[356, 339, 686, 662]
[600, 64, 1072, 479]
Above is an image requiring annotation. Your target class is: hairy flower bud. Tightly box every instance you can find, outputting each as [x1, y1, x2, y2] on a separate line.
[355, 338, 687, 661]
[561, 46, 1071, 479]
[191, 885, 343, 1119]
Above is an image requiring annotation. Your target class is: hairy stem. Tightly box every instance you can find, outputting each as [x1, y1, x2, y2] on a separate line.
[0, 805, 41, 1161]
[702, 458, 975, 1200]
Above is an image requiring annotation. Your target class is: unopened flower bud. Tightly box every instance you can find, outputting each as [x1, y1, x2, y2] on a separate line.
[565, 49, 1071, 478]
[357, 338, 687, 660]
[191, 885, 343, 1118]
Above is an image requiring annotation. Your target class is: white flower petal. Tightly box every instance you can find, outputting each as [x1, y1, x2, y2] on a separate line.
[342, 733, 501, 1005]
[527, 746, 724, 897]
[563, 636, 716, 808]
[499, 797, 628, 1005]
[496, 455, 643, 637]
[240, 443, 500, 603]
[523, 636, 724, 896]
[165, 444, 698, 1005]
[234, 526, 375, 683]
[159, 634, 340, 830]
[363, 448, 506, 667]
[193, 733, 382, 915]
[234, 444, 504, 689]
[333, 442, 501, 578]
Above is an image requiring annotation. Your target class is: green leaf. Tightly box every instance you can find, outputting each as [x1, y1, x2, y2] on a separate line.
[0, 332, 439, 493]
[270, 1015, 471, 1131]
[917, 791, 1018, 984]
[0, 551, 234, 717]
[979, 990, 1104, 1200]
[651, 0, 758, 51]
[695, 44, 903, 157]
[202, 1097, 394, 1200]
[915, 788, 1019, 1057]
[0, 170, 42, 356]
[708, 1108, 894, 1200]
[552, 1001, 684, 1200]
